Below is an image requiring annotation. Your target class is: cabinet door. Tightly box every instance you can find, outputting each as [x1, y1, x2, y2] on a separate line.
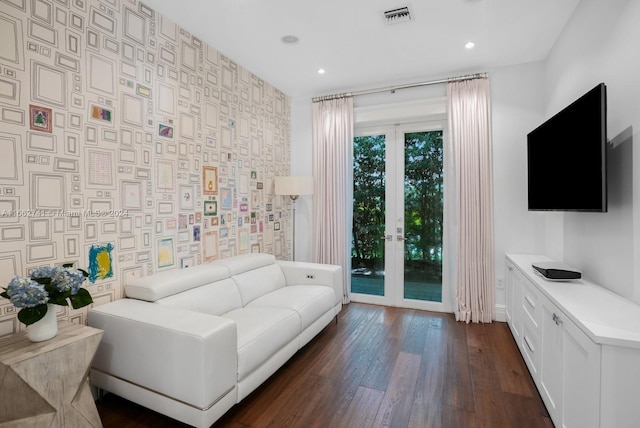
[505, 262, 515, 327]
[540, 299, 564, 423]
[541, 298, 601, 428]
[562, 318, 600, 428]
[505, 262, 523, 341]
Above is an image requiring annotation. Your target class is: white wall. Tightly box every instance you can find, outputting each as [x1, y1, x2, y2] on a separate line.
[290, 97, 314, 262]
[489, 62, 548, 312]
[543, 0, 640, 303]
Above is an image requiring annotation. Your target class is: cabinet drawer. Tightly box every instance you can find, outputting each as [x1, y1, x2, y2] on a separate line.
[522, 278, 541, 333]
[521, 322, 540, 377]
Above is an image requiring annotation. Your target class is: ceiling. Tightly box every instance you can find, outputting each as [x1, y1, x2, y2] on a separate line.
[143, 0, 580, 99]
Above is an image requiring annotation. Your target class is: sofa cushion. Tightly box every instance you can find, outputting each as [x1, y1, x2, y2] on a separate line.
[230, 264, 287, 306]
[156, 278, 242, 316]
[214, 253, 276, 276]
[125, 263, 230, 302]
[222, 306, 300, 380]
[247, 285, 336, 331]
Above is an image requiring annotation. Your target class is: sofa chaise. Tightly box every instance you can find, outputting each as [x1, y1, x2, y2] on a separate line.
[88, 253, 343, 427]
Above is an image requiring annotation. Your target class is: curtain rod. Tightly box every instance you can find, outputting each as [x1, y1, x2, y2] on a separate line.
[312, 72, 488, 102]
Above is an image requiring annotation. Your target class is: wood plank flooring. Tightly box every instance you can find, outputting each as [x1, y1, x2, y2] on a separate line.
[96, 303, 552, 428]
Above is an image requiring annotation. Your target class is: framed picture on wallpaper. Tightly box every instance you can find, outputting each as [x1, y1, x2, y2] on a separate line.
[204, 200, 218, 216]
[203, 166, 218, 195]
[29, 105, 53, 133]
[157, 237, 175, 268]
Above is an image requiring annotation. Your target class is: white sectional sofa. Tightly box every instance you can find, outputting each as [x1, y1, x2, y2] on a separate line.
[88, 253, 342, 428]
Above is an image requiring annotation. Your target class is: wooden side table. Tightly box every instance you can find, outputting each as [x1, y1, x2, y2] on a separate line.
[0, 321, 103, 427]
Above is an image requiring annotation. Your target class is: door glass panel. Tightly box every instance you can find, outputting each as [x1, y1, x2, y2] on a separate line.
[403, 131, 443, 302]
[351, 134, 385, 296]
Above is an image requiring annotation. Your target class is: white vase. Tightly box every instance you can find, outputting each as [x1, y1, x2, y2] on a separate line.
[27, 304, 58, 342]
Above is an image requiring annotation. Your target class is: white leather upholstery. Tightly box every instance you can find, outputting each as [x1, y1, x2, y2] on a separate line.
[231, 263, 287, 306]
[222, 306, 300, 380]
[214, 252, 276, 275]
[248, 285, 337, 331]
[88, 254, 343, 427]
[156, 278, 242, 316]
[90, 299, 237, 409]
[125, 263, 230, 302]
[90, 369, 237, 428]
[277, 260, 344, 306]
[236, 339, 300, 401]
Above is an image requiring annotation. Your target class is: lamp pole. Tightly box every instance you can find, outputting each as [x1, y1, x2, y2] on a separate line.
[274, 176, 313, 262]
[289, 195, 299, 260]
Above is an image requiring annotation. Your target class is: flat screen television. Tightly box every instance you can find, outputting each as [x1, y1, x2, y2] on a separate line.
[527, 83, 607, 212]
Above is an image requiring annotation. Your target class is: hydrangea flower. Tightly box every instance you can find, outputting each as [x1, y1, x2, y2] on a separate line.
[6, 276, 49, 308]
[2, 264, 92, 326]
[51, 268, 86, 294]
[30, 266, 57, 280]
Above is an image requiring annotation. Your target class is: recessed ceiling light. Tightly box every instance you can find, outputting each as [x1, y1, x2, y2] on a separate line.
[281, 35, 299, 44]
[465, 41, 476, 49]
[317, 68, 326, 75]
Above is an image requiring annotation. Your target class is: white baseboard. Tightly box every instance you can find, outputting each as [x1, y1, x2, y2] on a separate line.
[494, 304, 506, 322]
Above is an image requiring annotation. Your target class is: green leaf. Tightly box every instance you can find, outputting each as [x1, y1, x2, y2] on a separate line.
[32, 277, 52, 286]
[1, 290, 9, 299]
[48, 295, 68, 306]
[69, 288, 93, 309]
[18, 304, 48, 326]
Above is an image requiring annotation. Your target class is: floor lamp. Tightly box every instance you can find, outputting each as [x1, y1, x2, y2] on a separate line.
[274, 176, 314, 260]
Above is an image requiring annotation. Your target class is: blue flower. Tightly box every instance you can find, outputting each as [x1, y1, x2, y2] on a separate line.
[51, 268, 86, 294]
[2, 265, 92, 326]
[30, 266, 57, 280]
[6, 276, 48, 308]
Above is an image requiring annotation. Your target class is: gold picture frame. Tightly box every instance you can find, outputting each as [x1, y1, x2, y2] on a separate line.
[203, 166, 218, 195]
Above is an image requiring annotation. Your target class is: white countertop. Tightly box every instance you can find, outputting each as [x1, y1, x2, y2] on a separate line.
[507, 254, 640, 349]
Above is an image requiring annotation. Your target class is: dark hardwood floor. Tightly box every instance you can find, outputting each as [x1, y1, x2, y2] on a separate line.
[96, 303, 552, 428]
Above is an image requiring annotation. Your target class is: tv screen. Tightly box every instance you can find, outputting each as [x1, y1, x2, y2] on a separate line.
[527, 83, 607, 212]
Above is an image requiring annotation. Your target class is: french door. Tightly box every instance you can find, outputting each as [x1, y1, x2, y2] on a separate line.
[351, 122, 448, 312]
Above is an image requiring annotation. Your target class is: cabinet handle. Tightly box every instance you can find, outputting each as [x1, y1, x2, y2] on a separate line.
[525, 295, 536, 309]
[524, 335, 535, 352]
[552, 313, 563, 326]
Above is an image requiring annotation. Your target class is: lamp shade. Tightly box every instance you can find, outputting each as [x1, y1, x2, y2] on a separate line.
[274, 176, 314, 196]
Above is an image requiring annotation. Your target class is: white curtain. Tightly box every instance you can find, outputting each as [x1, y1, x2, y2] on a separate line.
[447, 78, 495, 323]
[312, 96, 354, 304]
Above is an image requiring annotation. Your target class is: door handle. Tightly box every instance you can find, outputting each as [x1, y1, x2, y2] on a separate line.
[397, 235, 407, 241]
[381, 235, 392, 241]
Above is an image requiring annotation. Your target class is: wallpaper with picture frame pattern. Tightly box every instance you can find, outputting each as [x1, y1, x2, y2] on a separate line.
[0, 0, 292, 336]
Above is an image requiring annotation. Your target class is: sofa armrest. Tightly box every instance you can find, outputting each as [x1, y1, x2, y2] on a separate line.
[88, 299, 237, 409]
[276, 260, 343, 306]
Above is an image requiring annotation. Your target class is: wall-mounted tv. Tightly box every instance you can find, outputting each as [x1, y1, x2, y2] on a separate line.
[527, 83, 607, 212]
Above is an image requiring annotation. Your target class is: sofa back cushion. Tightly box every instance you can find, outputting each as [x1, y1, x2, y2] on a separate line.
[125, 263, 230, 302]
[155, 278, 242, 316]
[213, 253, 286, 306]
[231, 264, 287, 306]
[214, 253, 276, 275]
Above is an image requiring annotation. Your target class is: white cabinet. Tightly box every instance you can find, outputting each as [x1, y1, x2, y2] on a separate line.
[521, 273, 542, 376]
[539, 299, 564, 422]
[504, 261, 520, 339]
[505, 254, 640, 428]
[561, 316, 600, 428]
[539, 297, 600, 428]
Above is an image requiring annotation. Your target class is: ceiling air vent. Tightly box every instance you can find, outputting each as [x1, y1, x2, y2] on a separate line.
[384, 7, 411, 24]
